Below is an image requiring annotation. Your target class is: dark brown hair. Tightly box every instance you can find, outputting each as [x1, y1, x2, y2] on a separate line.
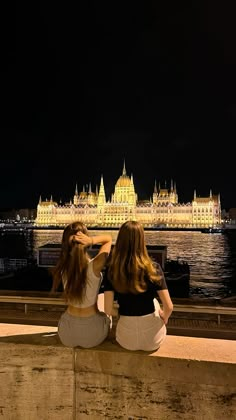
[51, 221, 90, 301]
[107, 220, 162, 293]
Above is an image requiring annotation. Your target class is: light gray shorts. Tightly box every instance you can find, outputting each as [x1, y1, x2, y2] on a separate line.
[58, 311, 111, 348]
[116, 304, 166, 352]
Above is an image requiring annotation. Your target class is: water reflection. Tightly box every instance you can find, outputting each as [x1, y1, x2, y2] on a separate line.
[1, 229, 235, 299]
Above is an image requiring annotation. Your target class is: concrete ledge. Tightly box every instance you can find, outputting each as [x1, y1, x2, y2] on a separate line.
[0, 324, 236, 419]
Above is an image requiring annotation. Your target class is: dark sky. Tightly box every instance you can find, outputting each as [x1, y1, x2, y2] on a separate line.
[2, 2, 236, 210]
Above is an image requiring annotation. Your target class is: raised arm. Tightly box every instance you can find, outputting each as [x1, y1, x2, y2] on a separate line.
[91, 234, 112, 272]
[74, 232, 112, 275]
[90, 234, 112, 256]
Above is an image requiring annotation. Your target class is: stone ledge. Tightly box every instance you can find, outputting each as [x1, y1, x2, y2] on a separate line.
[0, 322, 236, 364]
[0, 323, 236, 419]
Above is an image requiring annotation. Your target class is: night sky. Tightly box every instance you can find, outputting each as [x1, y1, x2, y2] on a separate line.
[3, 2, 236, 210]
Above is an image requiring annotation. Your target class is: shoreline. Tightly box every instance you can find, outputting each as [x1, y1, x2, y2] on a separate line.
[1, 225, 236, 233]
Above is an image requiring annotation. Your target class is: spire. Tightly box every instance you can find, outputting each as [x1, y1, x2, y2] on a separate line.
[210, 189, 212, 198]
[75, 183, 78, 195]
[154, 180, 157, 193]
[131, 174, 134, 184]
[122, 159, 126, 176]
[170, 179, 173, 191]
[50, 195, 53, 202]
[97, 174, 106, 206]
[89, 182, 92, 193]
[194, 189, 196, 200]
[39, 195, 42, 204]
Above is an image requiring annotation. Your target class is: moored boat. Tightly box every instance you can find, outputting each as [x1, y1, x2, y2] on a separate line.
[0, 243, 190, 298]
[201, 227, 225, 234]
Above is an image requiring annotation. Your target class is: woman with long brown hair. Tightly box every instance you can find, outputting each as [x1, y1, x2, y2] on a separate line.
[104, 220, 173, 351]
[51, 221, 112, 348]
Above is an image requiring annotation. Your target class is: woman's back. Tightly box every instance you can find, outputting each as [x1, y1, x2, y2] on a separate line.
[104, 220, 173, 351]
[51, 221, 112, 348]
[63, 259, 102, 308]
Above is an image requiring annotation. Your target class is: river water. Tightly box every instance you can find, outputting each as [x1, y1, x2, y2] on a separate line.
[1, 229, 236, 300]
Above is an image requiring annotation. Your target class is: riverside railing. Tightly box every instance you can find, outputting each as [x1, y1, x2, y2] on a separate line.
[0, 294, 235, 326]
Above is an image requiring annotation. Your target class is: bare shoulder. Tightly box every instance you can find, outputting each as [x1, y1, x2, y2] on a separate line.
[92, 252, 109, 276]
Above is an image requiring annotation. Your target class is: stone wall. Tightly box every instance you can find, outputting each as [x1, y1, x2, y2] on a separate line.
[0, 324, 236, 419]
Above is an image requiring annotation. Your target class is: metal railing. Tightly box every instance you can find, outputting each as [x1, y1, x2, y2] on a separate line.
[0, 294, 235, 325]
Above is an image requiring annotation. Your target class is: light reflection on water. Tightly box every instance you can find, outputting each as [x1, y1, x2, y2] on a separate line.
[31, 229, 236, 299]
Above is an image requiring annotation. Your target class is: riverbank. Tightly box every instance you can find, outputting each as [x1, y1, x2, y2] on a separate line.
[1, 224, 235, 232]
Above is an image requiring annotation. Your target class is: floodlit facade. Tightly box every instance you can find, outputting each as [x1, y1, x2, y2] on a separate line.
[35, 162, 221, 228]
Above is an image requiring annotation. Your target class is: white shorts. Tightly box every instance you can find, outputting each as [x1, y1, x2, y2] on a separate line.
[116, 300, 166, 351]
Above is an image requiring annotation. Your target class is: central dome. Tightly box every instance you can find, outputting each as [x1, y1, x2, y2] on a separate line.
[116, 175, 131, 187]
[116, 161, 132, 187]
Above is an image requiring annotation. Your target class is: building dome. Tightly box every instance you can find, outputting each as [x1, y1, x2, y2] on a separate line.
[116, 175, 132, 187]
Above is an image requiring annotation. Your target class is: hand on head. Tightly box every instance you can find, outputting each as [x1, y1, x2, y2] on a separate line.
[73, 231, 92, 247]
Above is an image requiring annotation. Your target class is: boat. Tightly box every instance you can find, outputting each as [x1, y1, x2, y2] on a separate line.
[146, 246, 190, 298]
[201, 227, 225, 234]
[0, 243, 190, 298]
[163, 258, 190, 298]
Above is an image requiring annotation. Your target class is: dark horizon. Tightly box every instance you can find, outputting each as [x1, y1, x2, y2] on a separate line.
[2, 2, 236, 211]
[0, 169, 233, 213]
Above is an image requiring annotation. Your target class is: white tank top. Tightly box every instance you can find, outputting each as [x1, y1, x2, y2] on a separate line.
[62, 259, 102, 308]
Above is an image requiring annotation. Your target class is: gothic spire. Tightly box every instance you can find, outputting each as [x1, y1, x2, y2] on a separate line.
[154, 180, 157, 193]
[122, 159, 126, 176]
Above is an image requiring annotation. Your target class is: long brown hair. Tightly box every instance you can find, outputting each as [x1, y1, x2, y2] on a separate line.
[51, 221, 90, 301]
[107, 220, 162, 293]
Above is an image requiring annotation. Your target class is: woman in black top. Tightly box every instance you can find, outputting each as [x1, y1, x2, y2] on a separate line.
[104, 220, 173, 351]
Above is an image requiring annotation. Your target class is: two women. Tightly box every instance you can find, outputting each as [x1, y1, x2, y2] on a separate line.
[103, 220, 173, 351]
[51, 221, 112, 348]
[52, 219, 173, 352]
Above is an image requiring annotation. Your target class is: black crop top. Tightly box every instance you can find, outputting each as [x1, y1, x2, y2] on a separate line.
[102, 263, 167, 316]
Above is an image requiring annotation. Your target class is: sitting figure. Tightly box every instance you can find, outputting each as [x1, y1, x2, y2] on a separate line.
[51, 221, 112, 348]
[103, 220, 173, 351]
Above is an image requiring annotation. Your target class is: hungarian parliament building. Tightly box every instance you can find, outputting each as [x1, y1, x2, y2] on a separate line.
[35, 163, 221, 228]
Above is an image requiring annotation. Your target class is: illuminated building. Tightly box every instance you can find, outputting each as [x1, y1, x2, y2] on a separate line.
[35, 162, 221, 228]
